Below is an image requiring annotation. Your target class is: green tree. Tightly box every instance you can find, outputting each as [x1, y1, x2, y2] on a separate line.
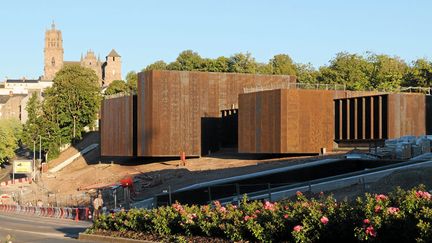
[145, 60, 167, 71]
[269, 54, 297, 75]
[22, 93, 42, 151]
[167, 50, 203, 71]
[44, 64, 101, 142]
[294, 63, 319, 84]
[126, 71, 138, 93]
[228, 52, 258, 73]
[0, 119, 22, 165]
[368, 54, 408, 91]
[403, 58, 432, 87]
[256, 63, 273, 74]
[105, 80, 128, 95]
[318, 52, 372, 90]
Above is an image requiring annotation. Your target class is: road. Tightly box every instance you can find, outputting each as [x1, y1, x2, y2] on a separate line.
[0, 212, 93, 243]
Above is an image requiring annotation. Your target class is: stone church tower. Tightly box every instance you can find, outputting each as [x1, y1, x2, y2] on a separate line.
[43, 22, 64, 80]
[102, 49, 122, 86]
[42, 22, 121, 86]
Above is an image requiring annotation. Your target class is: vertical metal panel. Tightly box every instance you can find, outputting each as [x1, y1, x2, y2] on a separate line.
[239, 89, 338, 154]
[136, 70, 296, 157]
[100, 95, 134, 156]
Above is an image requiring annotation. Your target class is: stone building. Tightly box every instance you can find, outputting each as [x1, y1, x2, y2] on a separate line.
[43, 22, 121, 86]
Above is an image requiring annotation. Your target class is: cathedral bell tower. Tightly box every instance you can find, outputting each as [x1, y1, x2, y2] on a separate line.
[43, 21, 64, 80]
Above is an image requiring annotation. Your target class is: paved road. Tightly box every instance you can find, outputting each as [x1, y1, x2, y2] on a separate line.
[0, 212, 93, 242]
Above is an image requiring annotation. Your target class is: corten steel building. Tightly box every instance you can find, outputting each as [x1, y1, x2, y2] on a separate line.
[334, 93, 429, 145]
[237, 89, 372, 154]
[238, 90, 430, 154]
[100, 70, 296, 157]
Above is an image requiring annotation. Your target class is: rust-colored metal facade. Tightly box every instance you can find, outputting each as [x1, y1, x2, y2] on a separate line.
[100, 95, 136, 156]
[136, 70, 296, 156]
[334, 93, 426, 143]
[238, 89, 342, 154]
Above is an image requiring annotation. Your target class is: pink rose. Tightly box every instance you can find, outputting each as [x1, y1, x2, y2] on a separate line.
[255, 209, 261, 214]
[264, 201, 275, 211]
[363, 219, 370, 224]
[244, 215, 250, 221]
[219, 207, 226, 213]
[293, 225, 303, 232]
[375, 194, 388, 201]
[374, 205, 382, 213]
[365, 225, 377, 237]
[296, 191, 303, 196]
[284, 214, 289, 219]
[320, 216, 329, 225]
[387, 207, 400, 215]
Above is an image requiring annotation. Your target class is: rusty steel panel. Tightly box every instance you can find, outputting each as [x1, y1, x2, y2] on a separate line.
[239, 89, 339, 154]
[100, 95, 135, 156]
[137, 70, 296, 157]
[387, 93, 426, 138]
[335, 93, 426, 144]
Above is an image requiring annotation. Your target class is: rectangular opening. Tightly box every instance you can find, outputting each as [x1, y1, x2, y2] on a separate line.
[349, 98, 355, 139]
[334, 100, 340, 140]
[357, 98, 363, 139]
[342, 99, 347, 140]
[373, 96, 380, 139]
[365, 97, 371, 139]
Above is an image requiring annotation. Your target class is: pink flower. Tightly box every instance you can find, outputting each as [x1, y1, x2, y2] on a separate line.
[284, 214, 289, 219]
[375, 194, 388, 202]
[416, 191, 432, 200]
[320, 216, 329, 225]
[365, 225, 377, 237]
[244, 215, 251, 221]
[374, 205, 382, 213]
[387, 207, 400, 215]
[293, 225, 303, 232]
[363, 219, 370, 224]
[296, 191, 303, 196]
[232, 205, 237, 209]
[255, 209, 261, 214]
[219, 206, 226, 213]
[264, 201, 275, 211]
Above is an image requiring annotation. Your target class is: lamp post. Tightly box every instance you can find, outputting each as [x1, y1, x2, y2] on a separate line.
[33, 140, 36, 181]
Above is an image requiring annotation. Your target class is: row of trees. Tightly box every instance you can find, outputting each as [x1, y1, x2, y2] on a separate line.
[142, 50, 432, 92]
[22, 65, 101, 161]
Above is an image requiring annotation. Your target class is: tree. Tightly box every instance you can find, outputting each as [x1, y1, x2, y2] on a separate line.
[126, 71, 138, 93]
[145, 60, 167, 71]
[105, 80, 128, 95]
[44, 64, 101, 142]
[317, 52, 372, 90]
[22, 93, 42, 151]
[256, 63, 273, 74]
[368, 54, 408, 91]
[228, 52, 258, 73]
[269, 54, 297, 75]
[295, 63, 319, 84]
[403, 58, 432, 87]
[0, 119, 21, 165]
[166, 50, 203, 71]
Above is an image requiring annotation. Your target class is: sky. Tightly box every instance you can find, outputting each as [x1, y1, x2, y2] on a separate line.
[0, 0, 431, 79]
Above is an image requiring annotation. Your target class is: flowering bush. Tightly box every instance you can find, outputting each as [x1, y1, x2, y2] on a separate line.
[87, 186, 432, 242]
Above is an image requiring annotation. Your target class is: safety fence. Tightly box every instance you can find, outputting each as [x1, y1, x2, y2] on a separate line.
[0, 204, 91, 221]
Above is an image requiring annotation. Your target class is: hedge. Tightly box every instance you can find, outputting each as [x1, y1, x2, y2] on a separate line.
[86, 186, 432, 242]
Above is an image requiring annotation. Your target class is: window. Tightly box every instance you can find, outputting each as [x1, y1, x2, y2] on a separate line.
[51, 57, 55, 66]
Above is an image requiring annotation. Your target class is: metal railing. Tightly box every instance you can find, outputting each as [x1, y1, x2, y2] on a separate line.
[243, 82, 347, 93]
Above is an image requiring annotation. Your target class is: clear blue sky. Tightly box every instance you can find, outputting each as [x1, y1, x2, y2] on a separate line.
[0, 0, 430, 79]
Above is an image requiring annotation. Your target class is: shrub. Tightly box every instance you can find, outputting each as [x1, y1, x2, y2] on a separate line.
[88, 186, 432, 242]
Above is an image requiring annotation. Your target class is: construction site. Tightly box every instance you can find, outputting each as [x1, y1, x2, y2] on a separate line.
[2, 70, 432, 211]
